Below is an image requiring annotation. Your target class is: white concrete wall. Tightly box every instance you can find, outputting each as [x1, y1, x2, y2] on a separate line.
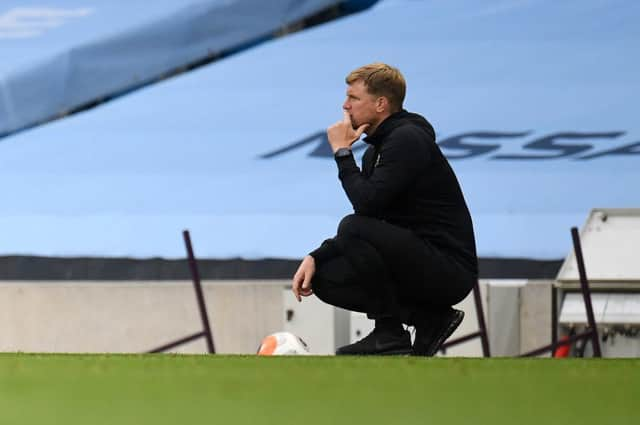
[438, 279, 552, 357]
[0, 279, 556, 356]
[483, 279, 553, 357]
[0, 280, 286, 354]
[520, 280, 553, 355]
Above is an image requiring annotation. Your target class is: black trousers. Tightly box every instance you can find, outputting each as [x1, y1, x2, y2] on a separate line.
[312, 214, 475, 325]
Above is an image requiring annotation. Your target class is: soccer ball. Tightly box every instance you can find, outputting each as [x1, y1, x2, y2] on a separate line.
[257, 331, 311, 355]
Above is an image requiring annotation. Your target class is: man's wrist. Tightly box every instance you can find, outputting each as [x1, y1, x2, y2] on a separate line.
[334, 147, 352, 158]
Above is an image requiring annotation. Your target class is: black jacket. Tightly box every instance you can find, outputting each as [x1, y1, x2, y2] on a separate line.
[312, 110, 478, 275]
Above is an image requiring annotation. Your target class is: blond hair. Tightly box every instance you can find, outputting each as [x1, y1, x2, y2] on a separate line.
[346, 63, 406, 112]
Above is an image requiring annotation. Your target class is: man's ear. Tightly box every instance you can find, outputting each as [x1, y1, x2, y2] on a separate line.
[376, 96, 388, 113]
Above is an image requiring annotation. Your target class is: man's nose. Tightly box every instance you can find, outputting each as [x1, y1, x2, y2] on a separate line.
[343, 101, 350, 110]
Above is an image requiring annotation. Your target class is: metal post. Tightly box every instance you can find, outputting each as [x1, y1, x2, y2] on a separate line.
[145, 230, 217, 354]
[183, 230, 216, 354]
[472, 280, 491, 357]
[520, 329, 592, 357]
[570, 227, 601, 357]
[551, 285, 558, 354]
[148, 331, 206, 354]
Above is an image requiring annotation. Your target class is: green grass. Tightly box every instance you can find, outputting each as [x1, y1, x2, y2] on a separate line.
[0, 354, 638, 425]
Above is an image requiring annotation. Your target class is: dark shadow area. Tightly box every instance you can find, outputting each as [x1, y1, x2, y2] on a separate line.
[0, 256, 562, 281]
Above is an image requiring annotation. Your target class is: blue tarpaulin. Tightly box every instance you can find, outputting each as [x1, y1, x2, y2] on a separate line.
[0, 0, 360, 138]
[0, 0, 638, 260]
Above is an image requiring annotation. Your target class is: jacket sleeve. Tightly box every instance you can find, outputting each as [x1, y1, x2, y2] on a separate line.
[308, 238, 339, 265]
[336, 127, 430, 215]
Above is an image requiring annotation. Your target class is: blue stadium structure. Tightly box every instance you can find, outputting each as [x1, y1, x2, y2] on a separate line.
[0, 0, 638, 265]
[0, 0, 372, 138]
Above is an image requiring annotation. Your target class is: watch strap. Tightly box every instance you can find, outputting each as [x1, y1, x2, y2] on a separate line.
[334, 148, 352, 158]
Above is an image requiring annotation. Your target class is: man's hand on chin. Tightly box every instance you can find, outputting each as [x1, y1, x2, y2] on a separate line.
[327, 111, 369, 153]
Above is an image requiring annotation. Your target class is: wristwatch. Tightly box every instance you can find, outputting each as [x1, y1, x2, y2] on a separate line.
[334, 148, 352, 158]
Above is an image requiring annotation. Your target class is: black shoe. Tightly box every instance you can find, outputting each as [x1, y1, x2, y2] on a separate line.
[412, 308, 464, 357]
[336, 328, 412, 356]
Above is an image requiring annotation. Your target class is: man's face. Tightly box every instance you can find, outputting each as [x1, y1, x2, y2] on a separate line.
[343, 80, 379, 131]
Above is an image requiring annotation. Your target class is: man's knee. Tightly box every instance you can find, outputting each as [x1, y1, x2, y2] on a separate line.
[310, 273, 333, 305]
[311, 257, 352, 306]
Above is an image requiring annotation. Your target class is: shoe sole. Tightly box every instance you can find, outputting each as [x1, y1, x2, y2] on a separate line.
[414, 309, 465, 357]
